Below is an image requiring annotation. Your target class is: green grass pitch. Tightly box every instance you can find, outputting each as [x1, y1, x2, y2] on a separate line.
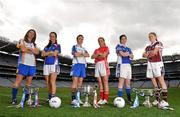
[0, 87, 179, 117]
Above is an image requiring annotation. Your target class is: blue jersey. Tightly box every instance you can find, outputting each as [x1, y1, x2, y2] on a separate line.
[116, 44, 132, 64]
[44, 44, 61, 65]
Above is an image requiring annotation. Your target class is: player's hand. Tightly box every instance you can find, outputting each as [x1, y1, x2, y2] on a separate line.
[124, 52, 129, 56]
[48, 51, 54, 56]
[83, 53, 90, 57]
[143, 52, 149, 58]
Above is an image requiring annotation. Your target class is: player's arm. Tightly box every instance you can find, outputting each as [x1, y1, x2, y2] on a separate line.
[72, 45, 84, 57]
[91, 50, 99, 59]
[18, 42, 32, 54]
[98, 51, 108, 58]
[41, 50, 50, 57]
[48, 50, 59, 57]
[128, 49, 134, 59]
[116, 46, 129, 57]
[48, 45, 61, 57]
[83, 50, 90, 57]
[143, 46, 149, 58]
[129, 53, 134, 59]
[97, 47, 109, 58]
[148, 47, 160, 57]
[30, 47, 39, 55]
[118, 51, 129, 57]
[142, 51, 150, 58]
[74, 52, 84, 57]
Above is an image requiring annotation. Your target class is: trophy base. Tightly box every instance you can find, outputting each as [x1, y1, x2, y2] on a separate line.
[83, 102, 91, 107]
[143, 101, 152, 108]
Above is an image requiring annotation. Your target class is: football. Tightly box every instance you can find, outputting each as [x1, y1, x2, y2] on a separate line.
[49, 97, 61, 108]
[113, 97, 125, 108]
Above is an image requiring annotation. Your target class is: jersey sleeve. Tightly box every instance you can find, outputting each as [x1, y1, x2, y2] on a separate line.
[17, 39, 24, 49]
[105, 46, 110, 54]
[128, 48, 132, 54]
[155, 41, 163, 49]
[115, 45, 122, 54]
[84, 47, 89, 54]
[71, 45, 77, 55]
[43, 46, 48, 52]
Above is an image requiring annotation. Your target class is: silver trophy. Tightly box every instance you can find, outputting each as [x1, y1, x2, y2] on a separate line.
[92, 85, 100, 108]
[132, 88, 154, 108]
[140, 89, 154, 108]
[17, 87, 39, 108]
[82, 85, 93, 107]
[26, 88, 34, 106]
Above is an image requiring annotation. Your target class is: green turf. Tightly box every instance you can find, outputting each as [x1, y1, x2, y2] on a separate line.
[0, 87, 179, 117]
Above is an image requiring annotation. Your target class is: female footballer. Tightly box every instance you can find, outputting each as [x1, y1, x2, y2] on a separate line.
[143, 32, 169, 107]
[115, 34, 133, 104]
[91, 37, 110, 105]
[41, 32, 61, 100]
[11, 29, 39, 104]
[70, 35, 90, 106]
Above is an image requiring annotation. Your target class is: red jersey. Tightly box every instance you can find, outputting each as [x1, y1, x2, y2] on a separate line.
[93, 46, 109, 63]
[145, 41, 163, 62]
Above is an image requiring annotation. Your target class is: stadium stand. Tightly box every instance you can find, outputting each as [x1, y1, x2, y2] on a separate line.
[0, 36, 180, 88]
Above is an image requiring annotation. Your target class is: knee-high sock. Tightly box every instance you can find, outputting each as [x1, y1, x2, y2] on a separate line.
[154, 88, 160, 102]
[12, 87, 18, 101]
[118, 88, 123, 97]
[162, 89, 168, 102]
[71, 88, 76, 101]
[100, 91, 104, 100]
[104, 91, 109, 101]
[126, 87, 131, 102]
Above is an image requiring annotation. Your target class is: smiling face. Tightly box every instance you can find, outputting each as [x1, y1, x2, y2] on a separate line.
[27, 30, 35, 42]
[49, 32, 57, 44]
[98, 37, 105, 47]
[149, 33, 157, 43]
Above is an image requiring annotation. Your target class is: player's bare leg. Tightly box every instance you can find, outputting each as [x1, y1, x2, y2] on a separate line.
[45, 76, 52, 100]
[50, 73, 57, 98]
[71, 77, 78, 103]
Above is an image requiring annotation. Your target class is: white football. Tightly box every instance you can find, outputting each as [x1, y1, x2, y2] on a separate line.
[113, 97, 125, 108]
[49, 97, 61, 108]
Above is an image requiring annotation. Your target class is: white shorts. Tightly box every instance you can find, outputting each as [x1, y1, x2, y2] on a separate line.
[116, 64, 132, 79]
[43, 64, 60, 76]
[95, 61, 109, 77]
[147, 62, 165, 78]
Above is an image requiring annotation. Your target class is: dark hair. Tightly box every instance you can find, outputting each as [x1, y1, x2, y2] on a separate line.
[149, 32, 158, 41]
[46, 32, 57, 48]
[98, 37, 106, 46]
[76, 34, 84, 41]
[119, 34, 127, 43]
[24, 29, 36, 46]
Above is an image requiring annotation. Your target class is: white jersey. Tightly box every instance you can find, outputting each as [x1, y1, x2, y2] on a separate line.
[18, 39, 36, 66]
[71, 44, 88, 64]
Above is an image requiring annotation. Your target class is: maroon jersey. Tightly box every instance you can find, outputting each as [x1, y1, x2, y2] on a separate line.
[145, 41, 163, 62]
